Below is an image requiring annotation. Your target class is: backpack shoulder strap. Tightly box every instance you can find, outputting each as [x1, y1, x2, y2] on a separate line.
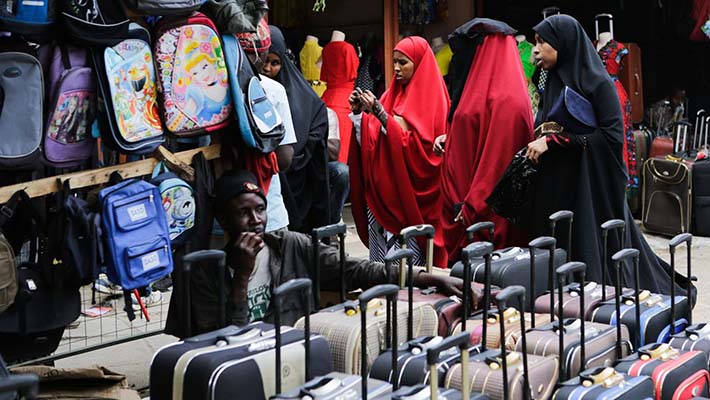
[0, 191, 27, 229]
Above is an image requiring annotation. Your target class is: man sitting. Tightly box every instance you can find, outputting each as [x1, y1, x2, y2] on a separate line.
[187, 169, 471, 334]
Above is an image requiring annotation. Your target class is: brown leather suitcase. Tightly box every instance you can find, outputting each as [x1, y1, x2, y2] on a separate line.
[649, 136, 674, 158]
[642, 157, 693, 236]
[620, 42, 644, 124]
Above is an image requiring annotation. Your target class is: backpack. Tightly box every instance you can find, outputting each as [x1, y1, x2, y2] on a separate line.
[150, 162, 196, 245]
[99, 179, 173, 291]
[154, 12, 233, 137]
[0, 37, 43, 170]
[43, 44, 96, 168]
[223, 34, 285, 153]
[202, 0, 269, 33]
[0, 194, 18, 315]
[0, 0, 57, 43]
[61, 0, 132, 47]
[123, 0, 206, 16]
[93, 23, 165, 154]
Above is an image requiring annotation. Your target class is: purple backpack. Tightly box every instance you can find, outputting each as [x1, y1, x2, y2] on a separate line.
[43, 44, 96, 168]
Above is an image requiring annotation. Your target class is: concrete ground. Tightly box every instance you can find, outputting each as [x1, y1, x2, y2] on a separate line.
[39, 208, 709, 396]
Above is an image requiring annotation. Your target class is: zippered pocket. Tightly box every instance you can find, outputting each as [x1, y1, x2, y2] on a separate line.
[112, 190, 158, 231]
[125, 236, 170, 279]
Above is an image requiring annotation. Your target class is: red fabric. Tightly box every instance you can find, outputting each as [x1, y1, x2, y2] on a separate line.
[440, 34, 534, 263]
[349, 36, 450, 267]
[243, 151, 279, 194]
[690, 0, 710, 42]
[321, 42, 359, 163]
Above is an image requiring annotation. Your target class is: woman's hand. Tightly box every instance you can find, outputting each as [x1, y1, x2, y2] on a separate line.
[359, 90, 378, 113]
[526, 136, 549, 163]
[349, 90, 363, 114]
[433, 134, 446, 156]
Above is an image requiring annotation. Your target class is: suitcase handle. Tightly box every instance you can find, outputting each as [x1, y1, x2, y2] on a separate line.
[529, 236, 556, 326]
[466, 221, 495, 243]
[556, 261, 587, 379]
[601, 219, 625, 302]
[359, 284, 399, 397]
[462, 241, 494, 348]
[400, 225, 435, 274]
[427, 332, 471, 400]
[384, 248, 415, 341]
[549, 210, 573, 262]
[311, 223, 347, 307]
[669, 233, 693, 327]
[496, 286, 531, 400]
[0, 374, 38, 399]
[273, 278, 313, 395]
[612, 249, 641, 352]
[181, 250, 227, 338]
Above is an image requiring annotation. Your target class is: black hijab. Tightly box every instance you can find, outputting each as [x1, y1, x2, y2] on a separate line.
[447, 18, 517, 121]
[531, 15, 693, 299]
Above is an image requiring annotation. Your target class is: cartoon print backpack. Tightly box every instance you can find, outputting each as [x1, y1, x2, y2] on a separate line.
[93, 23, 165, 154]
[154, 12, 233, 137]
[0, 0, 57, 43]
[0, 37, 43, 170]
[223, 34, 285, 153]
[150, 162, 196, 245]
[43, 44, 96, 168]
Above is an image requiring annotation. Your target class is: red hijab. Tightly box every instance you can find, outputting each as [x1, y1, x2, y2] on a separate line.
[321, 41, 359, 163]
[350, 36, 450, 267]
[441, 34, 534, 262]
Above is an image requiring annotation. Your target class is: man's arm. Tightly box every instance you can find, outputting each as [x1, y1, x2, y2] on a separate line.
[275, 144, 294, 172]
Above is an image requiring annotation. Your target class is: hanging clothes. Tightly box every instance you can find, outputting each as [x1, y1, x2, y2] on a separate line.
[518, 39, 540, 116]
[320, 41, 359, 163]
[349, 36, 450, 267]
[441, 25, 534, 263]
[532, 15, 694, 299]
[598, 39, 637, 196]
[269, 26, 330, 233]
[299, 39, 326, 97]
[434, 43, 453, 77]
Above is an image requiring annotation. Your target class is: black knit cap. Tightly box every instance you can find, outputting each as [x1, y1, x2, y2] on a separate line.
[215, 169, 267, 208]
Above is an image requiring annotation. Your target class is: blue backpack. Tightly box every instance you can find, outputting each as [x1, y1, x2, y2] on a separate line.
[99, 179, 173, 291]
[150, 162, 196, 246]
[0, 0, 57, 43]
[223, 34, 285, 153]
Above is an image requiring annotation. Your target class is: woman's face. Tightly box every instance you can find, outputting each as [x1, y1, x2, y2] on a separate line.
[393, 50, 414, 84]
[533, 33, 558, 70]
[261, 53, 282, 79]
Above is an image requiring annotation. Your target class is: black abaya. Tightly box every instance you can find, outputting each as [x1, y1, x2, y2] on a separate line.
[532, 15, 694, 299]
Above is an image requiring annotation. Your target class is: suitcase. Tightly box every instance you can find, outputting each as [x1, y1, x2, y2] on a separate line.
[692, 158, 710, 236]
[517, 262, 631, 381]
[554, 366, 655, 400]
[272, 284, 397, 399]
[642, 157, 693, 236]
[650, 136, 674, 158]
[445, 284, 559, 400]
[391, 332, 489, 399]
[619, 42, 644, 124]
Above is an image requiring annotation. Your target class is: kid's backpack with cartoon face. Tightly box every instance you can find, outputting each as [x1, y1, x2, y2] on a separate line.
[43, 44, 97, 168]
[93, 23, 165, 154]
[150, 162, 196, 245]
[154, 12, 233, 137]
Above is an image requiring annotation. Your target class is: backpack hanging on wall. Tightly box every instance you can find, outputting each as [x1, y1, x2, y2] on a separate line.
[150, 162, 196, 246]
[0, 0, 57, 43]
[123, 0, 206, 16]
[43, 45, 97, 168]
[0, 36, 44, 170]
[154, 12, 233, 137]
[223, 34, 284, 153]
[61, 0, 131, 47]
[93, 23, 165, 154]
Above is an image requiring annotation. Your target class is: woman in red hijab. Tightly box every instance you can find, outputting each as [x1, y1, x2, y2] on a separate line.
[321, 41, 359, 162]
[349, 36, 450, 267]
[438, 19, 534, 263]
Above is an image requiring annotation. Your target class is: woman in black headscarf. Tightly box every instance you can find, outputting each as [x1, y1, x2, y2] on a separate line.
[526, 15, 693, 298]
[264, 26, 330, 232]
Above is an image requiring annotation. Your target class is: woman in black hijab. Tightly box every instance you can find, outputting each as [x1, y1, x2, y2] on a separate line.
[265, 26, 330, 232]
[526, 15, 693, 298]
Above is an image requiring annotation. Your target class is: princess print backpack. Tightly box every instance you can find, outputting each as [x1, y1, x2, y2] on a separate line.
[43, 44, 96, 168]
[155, 12, 233, 137]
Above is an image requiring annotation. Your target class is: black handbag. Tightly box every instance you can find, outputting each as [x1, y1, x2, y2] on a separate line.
[486, 148, 539, 225]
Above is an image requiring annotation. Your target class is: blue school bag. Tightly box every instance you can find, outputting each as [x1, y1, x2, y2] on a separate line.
[0, 0, 57, 43]
[150, 162, 196, 246]
[99, 179, 173, 291]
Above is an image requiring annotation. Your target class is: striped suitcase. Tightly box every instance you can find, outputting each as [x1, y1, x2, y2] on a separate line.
[554, 366, 654, 400]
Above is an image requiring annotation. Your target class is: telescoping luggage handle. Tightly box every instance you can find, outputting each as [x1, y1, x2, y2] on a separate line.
[556, 262, 588, 381]
[311, 223, 348, 308]
[359, 284, 400, 397]
[496, 286, 532, 400]
[669, 233, 695, 328]
[549, 210, 573, 263]
[529, 236, 556, 327]
[466, 221, 494, 243]
[601, 219, 625, 302]
[384, 248, 416, 341]
[612, 249, 641, 354]
[462, 241, 494, 348]
[694, 110, 706, 150]
[427, 332, 471, 400]
[273, 278, 313, 395]
[182, 250, 227, 338]
[399, 225, 435, 286]
[0, 373, 39, 399]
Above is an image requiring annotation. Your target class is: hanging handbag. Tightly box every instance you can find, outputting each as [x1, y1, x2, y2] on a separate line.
[485, 148, 539, 225]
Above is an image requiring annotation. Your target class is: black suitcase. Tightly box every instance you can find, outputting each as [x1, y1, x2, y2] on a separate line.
[642, 156, 693, 236]
[692, 158, 710, 236]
